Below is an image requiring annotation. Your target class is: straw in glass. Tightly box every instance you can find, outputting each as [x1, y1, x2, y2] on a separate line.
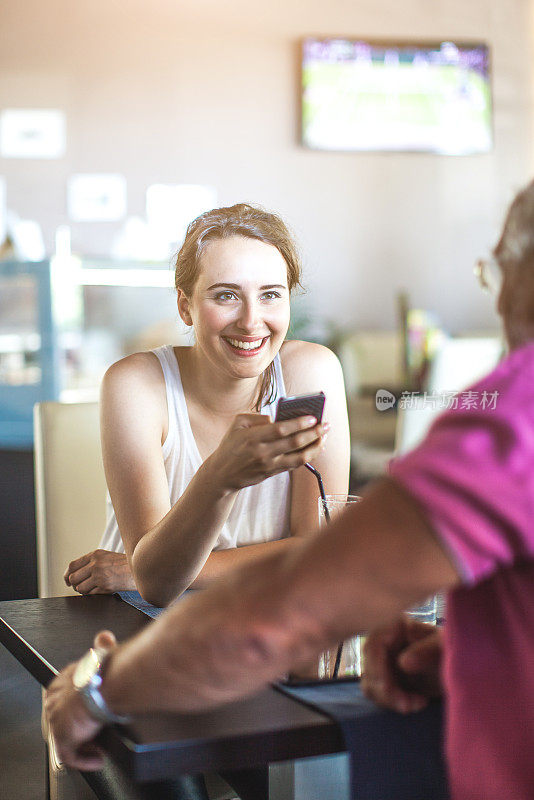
[304, 463, 343, 677]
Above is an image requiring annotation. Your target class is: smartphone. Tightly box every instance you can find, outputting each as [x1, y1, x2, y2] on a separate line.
[274, 391, 325, 423]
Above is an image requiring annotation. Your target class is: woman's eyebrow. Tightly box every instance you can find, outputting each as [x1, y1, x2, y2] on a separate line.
[206, 283, 288, 291]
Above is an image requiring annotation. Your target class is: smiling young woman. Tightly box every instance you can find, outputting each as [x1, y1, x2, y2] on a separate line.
[63, 203, 350, 607]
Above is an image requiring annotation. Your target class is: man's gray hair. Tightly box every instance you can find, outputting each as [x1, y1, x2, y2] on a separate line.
[498, 179, 534, 264]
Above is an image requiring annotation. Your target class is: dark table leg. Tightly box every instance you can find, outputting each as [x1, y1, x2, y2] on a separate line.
[82, 764, 209, 800]
[221, 767, 269, 800]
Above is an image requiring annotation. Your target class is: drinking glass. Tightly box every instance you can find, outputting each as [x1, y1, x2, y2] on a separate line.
[317, 494, 362, 679]
[406, 595, 438, 625]
[318, 493, 361, 526]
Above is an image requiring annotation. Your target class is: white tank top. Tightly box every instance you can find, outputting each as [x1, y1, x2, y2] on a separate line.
[100, 345, 291, 554]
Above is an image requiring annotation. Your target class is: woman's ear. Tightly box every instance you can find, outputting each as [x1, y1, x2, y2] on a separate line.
[177, 289, 193, 326]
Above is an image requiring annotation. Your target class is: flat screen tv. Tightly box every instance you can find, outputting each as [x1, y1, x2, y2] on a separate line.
[301, 38, 492, 154]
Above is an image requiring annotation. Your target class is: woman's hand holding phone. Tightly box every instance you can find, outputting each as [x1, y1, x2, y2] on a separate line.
[206, 405, 327, 494]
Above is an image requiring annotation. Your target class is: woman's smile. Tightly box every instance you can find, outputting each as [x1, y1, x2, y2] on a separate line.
[222, 335, 270, 356]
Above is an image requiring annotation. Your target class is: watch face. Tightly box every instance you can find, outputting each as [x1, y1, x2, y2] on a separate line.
[73, 648, 101, 689]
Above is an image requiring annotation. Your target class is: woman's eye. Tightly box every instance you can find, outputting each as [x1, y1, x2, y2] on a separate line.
[215, 291, 238, 301]
[261, 291, 282, 301]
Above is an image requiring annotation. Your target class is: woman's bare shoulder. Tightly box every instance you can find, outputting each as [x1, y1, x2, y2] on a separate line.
[279, 340, 343, 394]
[101, 351, 166, 404]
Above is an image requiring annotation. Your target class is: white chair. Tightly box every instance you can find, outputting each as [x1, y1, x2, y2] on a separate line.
[395, 335, 504, 455]
[394, 397, 442, 455]
[336, 329, 404, 395]
[34, 401, 107, 599]
[34, 400, 107, 800]
[336, 331, 403, 482]
[426, 336, 503, 395]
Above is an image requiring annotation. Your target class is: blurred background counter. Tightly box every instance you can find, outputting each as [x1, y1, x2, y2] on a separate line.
[0, 256, 186, 599]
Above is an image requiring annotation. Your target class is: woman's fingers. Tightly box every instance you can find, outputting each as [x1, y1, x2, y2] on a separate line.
[64, 553, 92, 585]
[249, 417, 326, 455]
[259, 429, 326, 475]
[233, 413, 272, 429]
[73, 577, 97, 594]
[67, 564, 93, 588]
[268, 416, 319, 440]
[66, 551, 132, 594]
[215, 413, 328, 492]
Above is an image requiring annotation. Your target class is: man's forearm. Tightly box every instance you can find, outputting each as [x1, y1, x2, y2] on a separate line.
[101, 479, 459, 716]
[101, 547, 322, 714]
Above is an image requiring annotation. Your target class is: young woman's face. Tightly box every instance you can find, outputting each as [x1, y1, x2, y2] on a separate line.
[179, 235, 291, 379]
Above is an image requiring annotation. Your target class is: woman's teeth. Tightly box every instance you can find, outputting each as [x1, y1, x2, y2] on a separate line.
[226, 338, 265, 350]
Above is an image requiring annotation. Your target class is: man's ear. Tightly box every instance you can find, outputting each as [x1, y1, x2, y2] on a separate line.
[177, 289, 193, 326]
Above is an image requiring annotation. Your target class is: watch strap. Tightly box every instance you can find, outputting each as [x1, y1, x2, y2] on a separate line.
[74, 647, 131, 725]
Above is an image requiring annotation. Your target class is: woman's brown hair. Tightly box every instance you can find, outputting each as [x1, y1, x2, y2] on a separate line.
[174, 203, 303, 410]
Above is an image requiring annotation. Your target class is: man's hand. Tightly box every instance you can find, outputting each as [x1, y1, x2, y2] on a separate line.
[361, 617, 443, 714]
[64, 550, 135, 594]
[45, 631, 117, 770]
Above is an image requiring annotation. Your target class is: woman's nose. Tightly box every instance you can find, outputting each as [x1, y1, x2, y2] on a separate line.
[237, 300, 260, 331]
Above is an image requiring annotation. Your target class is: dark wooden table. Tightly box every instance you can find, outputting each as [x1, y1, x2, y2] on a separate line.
[0, 595, 446, 800]
[0, 596, 343, 782]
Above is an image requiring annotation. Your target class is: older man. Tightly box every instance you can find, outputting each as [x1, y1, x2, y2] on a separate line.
[47, 181, 534, 800]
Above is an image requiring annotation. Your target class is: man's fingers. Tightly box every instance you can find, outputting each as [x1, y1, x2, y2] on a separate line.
[94, 630, 117, 649]
[362, 659, 430, 714]
[405, 617, 441, 643]
[362, 619, 420, 712]
[397, 632, 442, 674]
[55, 742, 105, 771]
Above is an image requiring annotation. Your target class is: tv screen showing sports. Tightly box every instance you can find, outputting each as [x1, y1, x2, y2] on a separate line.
[301, 38, 492, 154]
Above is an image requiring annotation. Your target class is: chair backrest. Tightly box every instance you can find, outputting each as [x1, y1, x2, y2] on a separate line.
[395, 336, 503, 457]
[336, 331, 404, 395]
[426, 336, 503, 394]
[34, 401, 107, 598]
[395, 396, 443, 455]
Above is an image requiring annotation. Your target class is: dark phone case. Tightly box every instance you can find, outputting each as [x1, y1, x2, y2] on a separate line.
[274, 392, 325, 423]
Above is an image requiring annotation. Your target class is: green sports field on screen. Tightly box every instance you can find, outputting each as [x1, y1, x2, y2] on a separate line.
[302, 39, 492, 154]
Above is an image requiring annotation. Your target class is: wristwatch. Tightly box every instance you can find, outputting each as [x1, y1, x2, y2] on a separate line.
[73, 646, 131, 725]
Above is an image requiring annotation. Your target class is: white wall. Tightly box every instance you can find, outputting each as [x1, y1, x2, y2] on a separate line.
[1, 0, 533, 333]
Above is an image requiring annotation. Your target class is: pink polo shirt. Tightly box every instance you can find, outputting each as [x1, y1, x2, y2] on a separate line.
[389, 342, 534, 800]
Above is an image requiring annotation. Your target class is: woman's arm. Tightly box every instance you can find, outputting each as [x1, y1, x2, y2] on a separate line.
[188, 537, 303, 588]
[101, 353, 326, 606]
[281, 341, 351, 536]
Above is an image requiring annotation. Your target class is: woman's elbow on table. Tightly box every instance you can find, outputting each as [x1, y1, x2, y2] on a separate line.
[131, 548, 192, 608]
